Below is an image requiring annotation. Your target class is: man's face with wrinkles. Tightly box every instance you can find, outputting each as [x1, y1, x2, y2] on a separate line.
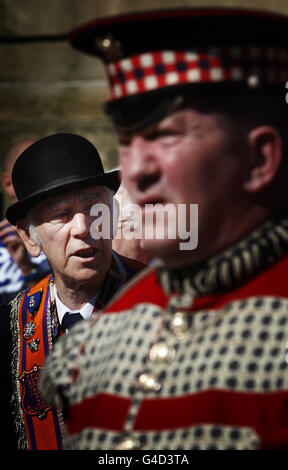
[32, 185, 112, 289]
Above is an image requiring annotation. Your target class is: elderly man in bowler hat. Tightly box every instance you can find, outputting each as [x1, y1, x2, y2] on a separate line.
[41, 8, 288, 450]
[0, 132, 145, 450]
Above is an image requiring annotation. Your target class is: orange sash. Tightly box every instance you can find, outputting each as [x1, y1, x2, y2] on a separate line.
[11, 252, 144, 449]
[12, 275, 64, 450]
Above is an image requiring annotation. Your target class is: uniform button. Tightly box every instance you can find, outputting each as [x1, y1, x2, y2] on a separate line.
[149, 342, 176, 363]
[170, 312, 189, 339]
[115, 438, 140, 450]
[138, 373, 161, 392]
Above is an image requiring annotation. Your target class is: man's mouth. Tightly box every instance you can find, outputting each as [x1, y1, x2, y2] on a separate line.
[73, 248, 96, 258]
[138, 196, 166, 207]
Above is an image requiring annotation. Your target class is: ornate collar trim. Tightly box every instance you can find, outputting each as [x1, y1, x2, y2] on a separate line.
[158, 213, 288, 297]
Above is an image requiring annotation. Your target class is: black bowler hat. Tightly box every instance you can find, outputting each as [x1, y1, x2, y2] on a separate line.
[6, 133, 120, 225]
[69, 7, 288, 135]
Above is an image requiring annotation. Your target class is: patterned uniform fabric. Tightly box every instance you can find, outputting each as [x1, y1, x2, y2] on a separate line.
[41, 213, 288, 450]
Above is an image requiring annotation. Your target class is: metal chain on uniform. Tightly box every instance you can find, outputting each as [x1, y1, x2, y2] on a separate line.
[114, 283, 196, 450]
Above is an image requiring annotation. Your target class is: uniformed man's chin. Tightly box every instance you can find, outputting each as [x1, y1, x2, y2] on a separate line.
[140, 237, 180, 259]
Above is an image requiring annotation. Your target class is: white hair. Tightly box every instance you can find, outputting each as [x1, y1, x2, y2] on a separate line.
[28, 223, 42, 247]
[25, 208, 42, 248]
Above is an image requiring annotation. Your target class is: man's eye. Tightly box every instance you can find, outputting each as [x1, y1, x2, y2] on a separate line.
[147, 130, 180, 141]
[51, 211, 71, 220]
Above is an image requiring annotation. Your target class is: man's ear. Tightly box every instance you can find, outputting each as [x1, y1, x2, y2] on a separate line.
[1, 172, 16, 198]
[16, 222, 42, 258]
[243, 126, 282, 193]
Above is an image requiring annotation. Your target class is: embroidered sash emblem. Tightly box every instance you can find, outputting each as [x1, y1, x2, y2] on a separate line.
[23, 321, 36, 339]
[19, 364, 51, 418]
[27, 338, 40, 352]
[27, 290, 43, 316]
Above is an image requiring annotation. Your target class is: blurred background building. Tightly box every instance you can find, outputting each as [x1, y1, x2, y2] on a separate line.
[0, 0, 287, 209]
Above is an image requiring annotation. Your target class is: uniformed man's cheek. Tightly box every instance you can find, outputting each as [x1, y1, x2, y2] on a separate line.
[165, 167, 194, 201]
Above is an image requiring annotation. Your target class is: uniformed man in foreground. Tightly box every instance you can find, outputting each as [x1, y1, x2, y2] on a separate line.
[0, 132, 145, 450]
[40, 8, 288, 449]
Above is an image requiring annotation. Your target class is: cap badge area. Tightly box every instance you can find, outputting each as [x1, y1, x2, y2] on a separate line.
[95, 34, 123, 61]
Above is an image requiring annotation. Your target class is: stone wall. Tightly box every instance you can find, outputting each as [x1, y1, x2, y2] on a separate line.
[0, 0, 287, 207]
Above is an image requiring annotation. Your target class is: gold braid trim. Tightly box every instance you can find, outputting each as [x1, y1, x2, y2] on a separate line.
[10, 290, 29, 450]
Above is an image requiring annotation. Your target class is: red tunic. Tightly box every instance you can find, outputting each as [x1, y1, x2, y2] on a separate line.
[41, 214, 288, 450]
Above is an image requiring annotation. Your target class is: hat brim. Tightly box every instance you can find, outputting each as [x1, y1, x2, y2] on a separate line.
[6, 170, 120, 225]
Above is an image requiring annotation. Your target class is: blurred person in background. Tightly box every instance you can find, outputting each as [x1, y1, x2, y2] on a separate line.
[0, 140, 50, 305]
[113, 175, 151, 265]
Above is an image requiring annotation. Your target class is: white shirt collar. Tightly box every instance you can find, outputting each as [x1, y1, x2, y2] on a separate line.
[53, 284, 99, 324]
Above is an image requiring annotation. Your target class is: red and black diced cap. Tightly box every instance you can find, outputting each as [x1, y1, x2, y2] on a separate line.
[69, 7, 288, 134]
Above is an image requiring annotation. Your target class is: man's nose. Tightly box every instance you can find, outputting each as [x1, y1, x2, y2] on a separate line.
[121, 136, 160, 190]
[70, 212, 91, 238]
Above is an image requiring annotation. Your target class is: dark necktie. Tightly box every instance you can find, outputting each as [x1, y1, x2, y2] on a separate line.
[61, 312, 83, 333]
